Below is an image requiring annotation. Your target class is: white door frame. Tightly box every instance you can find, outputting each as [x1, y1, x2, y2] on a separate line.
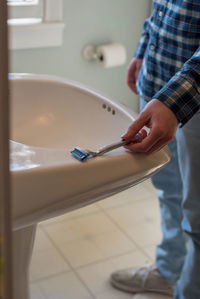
[0, 3, 13, 299]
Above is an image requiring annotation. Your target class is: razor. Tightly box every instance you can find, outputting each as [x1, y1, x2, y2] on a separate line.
[70, 135, 140, 162]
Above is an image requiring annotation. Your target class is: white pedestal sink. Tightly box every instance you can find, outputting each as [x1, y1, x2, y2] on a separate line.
[10, 74, 170, 299]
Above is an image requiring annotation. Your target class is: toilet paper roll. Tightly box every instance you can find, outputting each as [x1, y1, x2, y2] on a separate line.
[96, 43, 126, 68]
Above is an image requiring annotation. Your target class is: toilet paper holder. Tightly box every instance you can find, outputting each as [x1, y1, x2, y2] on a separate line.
[82, 43, 127, 68]
[83, 45, 103, 61]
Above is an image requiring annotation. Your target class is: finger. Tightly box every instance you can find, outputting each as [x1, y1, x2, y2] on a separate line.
[146, 133, 174, 154]
[129, 124, 176, 153]
[124, 126, 162, 153]
[146, 138, 170, 155]
[126, 129, 147, 143]
[122, 113, 150, 140]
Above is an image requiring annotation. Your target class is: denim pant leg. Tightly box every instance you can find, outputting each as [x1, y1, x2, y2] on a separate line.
[174, 112, 200, 299]
[140, 97, 187, 284]
[154, 139, 187, 285]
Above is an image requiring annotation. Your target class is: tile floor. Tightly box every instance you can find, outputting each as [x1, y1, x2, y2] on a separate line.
[30, 180, 171, 299]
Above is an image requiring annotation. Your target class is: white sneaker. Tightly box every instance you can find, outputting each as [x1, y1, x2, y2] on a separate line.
[110, 264, 174, 297]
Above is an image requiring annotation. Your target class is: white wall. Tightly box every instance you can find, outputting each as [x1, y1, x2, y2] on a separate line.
[10, 0, 151, 111]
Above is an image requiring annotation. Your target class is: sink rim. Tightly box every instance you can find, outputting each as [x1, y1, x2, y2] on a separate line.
[10, 73, 170, 229]
[9, 72, 137, 120]
[10, 73, 140, 173]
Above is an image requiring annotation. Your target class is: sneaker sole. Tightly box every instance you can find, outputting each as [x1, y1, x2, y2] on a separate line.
[110, 277, 173, 297]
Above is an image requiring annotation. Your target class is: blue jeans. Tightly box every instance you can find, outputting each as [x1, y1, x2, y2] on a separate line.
[140, 98, 200, 299]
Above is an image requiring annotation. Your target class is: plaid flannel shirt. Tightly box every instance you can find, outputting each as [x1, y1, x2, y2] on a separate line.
[134, 0, 200, 126]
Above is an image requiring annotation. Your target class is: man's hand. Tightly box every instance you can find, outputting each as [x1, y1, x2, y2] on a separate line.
[122, 99, 179, 154]
[127, 58, 143, 94]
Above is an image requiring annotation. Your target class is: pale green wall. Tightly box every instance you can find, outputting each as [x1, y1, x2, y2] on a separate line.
[10, 0, 151, 111]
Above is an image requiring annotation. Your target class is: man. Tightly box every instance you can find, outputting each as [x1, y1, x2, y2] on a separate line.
[110, 1, 200, 299]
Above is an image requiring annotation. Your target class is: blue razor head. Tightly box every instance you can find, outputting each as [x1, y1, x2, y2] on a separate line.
[71, 148, 88, 161]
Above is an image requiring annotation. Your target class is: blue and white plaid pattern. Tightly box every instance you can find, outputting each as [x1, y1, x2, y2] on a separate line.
[134, 0, 200, 125]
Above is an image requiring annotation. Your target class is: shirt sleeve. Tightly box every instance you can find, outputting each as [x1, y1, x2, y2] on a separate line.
[134, 18, 150, 59]
[154, 48, 200, 126]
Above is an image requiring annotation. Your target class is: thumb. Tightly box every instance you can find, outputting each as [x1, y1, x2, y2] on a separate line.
[122, 113, 149, 140]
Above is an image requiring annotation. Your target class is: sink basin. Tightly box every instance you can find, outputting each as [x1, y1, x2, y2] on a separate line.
[10, 73, 170, 299]
[10, 73, 170, 229]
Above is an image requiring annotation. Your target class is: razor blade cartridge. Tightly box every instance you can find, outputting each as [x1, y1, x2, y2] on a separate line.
[70, 147, 89, 161]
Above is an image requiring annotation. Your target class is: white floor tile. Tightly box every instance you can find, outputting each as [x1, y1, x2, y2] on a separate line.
[97, 184, 151, 209]
[124, 221, 162, 247]
[30, 247, 70, 281]
[38, 271, 93, 299]
[93, 229, 136, 259]
[143, 179, 158, 196]
[96, 290, 171, 299]
[108, 250, 149, 270]
[95, 288, 133, 299]
[132, 294, 172, 299]
[59, 229, 135, 268]
[43, 211, 118, 246]
[59, 238, 104, 268]
[143, 245, 157, 261]
[106, 197, 160, 230]
[29, 183, 165, 299]
[33, 227, 54, 252]
[30, 283, 46, 299]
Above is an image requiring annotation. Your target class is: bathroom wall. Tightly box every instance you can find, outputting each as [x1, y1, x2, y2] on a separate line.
[10, 0, 151, 111]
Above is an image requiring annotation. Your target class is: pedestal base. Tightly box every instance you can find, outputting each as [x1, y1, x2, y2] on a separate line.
[12, 224, 36, 299]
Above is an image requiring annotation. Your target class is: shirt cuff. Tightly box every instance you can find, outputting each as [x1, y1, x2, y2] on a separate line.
[153, 73, 200, 126]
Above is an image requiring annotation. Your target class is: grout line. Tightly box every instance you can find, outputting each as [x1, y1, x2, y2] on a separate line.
[33, 282, 50, 299]
[40, 182, 157, 228]
[38, 226, 96, 299]
[31, 269, 77, 284]
[39, 195, 159, 265]
[31, 184, 159, 298]
[40, 224, 143, 271]
[97, 205, 154, 262]
[96, 196, 151, 211]
[71, 248, 147, 271]
[97, 196, 157, 213]
[33, 225, 151, 292]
